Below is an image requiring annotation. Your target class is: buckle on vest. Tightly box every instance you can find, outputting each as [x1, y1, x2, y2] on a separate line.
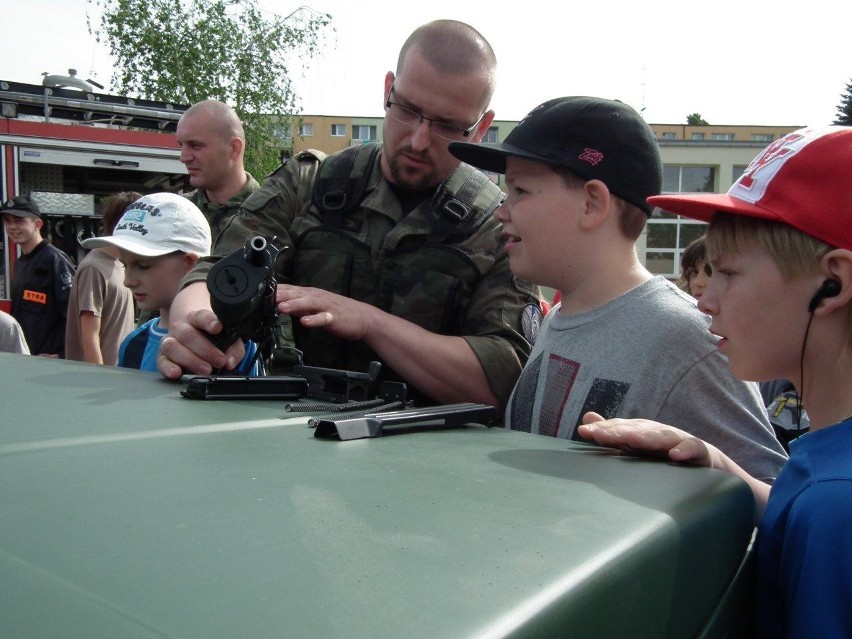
[437, 198, 469, 226]
[322, 189, 348, 212]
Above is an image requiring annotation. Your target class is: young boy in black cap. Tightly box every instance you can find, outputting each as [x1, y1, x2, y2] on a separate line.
[1, 194, 75, 357]
[449, 96, 787, 481]
[578, 126, 852, 638]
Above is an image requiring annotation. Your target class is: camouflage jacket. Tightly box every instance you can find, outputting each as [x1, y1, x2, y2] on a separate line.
[184, 173, 260, 244]
[187, 147, 540, 406]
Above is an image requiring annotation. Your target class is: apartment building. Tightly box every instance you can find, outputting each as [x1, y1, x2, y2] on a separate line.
[280, 115, 800, 278]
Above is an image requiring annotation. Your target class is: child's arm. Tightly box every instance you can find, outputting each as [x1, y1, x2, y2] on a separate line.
[79, 311, 104, 364]
[578, 412, 771, 516]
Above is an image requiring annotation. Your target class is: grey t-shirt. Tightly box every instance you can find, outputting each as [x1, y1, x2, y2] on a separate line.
[506, 276, 788, 482]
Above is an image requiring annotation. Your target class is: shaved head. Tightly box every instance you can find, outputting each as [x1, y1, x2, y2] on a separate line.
[396, 20, 497, 110]
[176, 99, 248, 201]
[180, 99, 245, 144]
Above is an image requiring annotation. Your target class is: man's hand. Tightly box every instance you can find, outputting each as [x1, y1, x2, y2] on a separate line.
[276, 284, 372, 341]
[157, 282, 246, 379]
[276, 283, 497, 406]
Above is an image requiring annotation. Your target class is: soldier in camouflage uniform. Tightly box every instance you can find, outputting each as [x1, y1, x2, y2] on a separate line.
[176, 100, 260, 244]
[159, 20, 542, 409]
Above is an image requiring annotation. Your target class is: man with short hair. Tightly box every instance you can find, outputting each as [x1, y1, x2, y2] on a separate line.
[2, 195, 75, 356]
[159, 20, 541, 408]
[176, 99, 259, 243]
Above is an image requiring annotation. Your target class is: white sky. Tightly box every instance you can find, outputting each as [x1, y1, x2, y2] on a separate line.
[1, 0, 849, 126]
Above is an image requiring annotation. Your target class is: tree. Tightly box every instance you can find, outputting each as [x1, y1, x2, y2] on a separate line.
[686, 113, 709, 126]
[87, 0, 333, 176]
[833, 78, 852, 126]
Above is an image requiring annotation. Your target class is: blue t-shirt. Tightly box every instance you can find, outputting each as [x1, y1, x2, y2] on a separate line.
[118, 317, 260, 375]
[755, 417, 852, 638]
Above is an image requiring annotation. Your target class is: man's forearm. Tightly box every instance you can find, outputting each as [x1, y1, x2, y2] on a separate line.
[362, 310, 499, 407]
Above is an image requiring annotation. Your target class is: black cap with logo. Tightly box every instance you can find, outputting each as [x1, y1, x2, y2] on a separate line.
[449, 96, 662, 215]
[0, 194, 42, 219]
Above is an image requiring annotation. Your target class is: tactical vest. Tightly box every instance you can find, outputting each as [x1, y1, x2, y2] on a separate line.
[286, 143, 505, 392]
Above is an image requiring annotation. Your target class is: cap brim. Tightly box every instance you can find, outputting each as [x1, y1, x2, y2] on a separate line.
[1, 210, 38, 219]
[81, 236, 177, 257]
[647, 192, 785, 225]
[449, 141, 561, 174]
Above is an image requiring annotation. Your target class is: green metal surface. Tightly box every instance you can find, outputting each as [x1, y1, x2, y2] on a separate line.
[0, 353, 755, 638]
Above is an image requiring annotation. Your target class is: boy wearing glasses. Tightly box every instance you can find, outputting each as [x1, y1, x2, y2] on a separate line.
[159, 20, 541, 409]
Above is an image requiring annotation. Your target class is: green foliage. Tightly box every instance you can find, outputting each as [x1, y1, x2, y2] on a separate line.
[833, 78, 852, 126]
[686, 113, 709, 126]
[87, 0, 332, 176]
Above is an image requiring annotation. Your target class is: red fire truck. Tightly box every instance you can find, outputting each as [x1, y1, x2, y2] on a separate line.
[0, 73, 189, 311]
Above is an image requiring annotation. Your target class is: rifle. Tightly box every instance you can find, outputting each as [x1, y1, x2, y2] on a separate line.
[206, 235, 281, 371]
[190, 238, 392, 401]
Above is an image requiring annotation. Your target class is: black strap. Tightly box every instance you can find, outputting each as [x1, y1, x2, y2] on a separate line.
[429, 164, 505, 241]
[311, 143, 381, 228]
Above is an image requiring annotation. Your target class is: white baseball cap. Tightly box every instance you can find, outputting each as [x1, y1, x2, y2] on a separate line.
[83, 192, 211, 257]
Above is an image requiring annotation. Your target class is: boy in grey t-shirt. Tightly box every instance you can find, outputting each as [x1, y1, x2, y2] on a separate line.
[449, 97, 787, 482]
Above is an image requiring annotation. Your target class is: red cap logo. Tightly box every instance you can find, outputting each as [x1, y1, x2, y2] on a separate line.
[579, 148, 604, 166]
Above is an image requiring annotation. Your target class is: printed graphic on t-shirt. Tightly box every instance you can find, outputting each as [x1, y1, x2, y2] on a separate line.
[570, 377, 630, 441]
[540, 354, 580, 436]
[509, 352, 543, 433]
[510, 352, 631, 439]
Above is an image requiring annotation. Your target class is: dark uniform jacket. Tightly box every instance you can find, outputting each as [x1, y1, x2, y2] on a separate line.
[10, 241, 75, 356]
[184, 173, 260, 245]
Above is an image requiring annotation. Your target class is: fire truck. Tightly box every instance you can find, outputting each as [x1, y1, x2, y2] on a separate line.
[0, 72, 189, 311]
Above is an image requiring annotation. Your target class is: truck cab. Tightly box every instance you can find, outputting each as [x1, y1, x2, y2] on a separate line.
[1, 77, 188, 307]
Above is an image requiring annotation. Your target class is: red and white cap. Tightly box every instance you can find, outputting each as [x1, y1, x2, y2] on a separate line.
[648, 127, 852, 250]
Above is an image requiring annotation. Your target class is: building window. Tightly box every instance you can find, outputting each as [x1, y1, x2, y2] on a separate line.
[711, 133, 735, 141]
[752, 133, 774, 142]
[273, 123, 292, 140]
[690, 132, 705, 141]
[647, 164, 716, 277]
[331, 124, 346, 137]
[661, 132, 676, 140]
[645, 215, 708, 278]
[482, 126, 499, 143]
[352, 125, 377, 141]
[732, 165, 748, 183]
[299, 122, 314, 137]
[662, 166, 716, 193]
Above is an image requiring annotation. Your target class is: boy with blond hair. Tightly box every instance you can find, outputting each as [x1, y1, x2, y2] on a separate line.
[449, 96, 786, 481]
[579, 126, 852, 637]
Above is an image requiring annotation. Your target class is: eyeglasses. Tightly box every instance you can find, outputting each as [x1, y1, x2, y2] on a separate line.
[385, 84, 485, 141]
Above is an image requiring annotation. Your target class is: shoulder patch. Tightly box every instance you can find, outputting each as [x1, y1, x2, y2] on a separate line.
[520, 303, 543, 345]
